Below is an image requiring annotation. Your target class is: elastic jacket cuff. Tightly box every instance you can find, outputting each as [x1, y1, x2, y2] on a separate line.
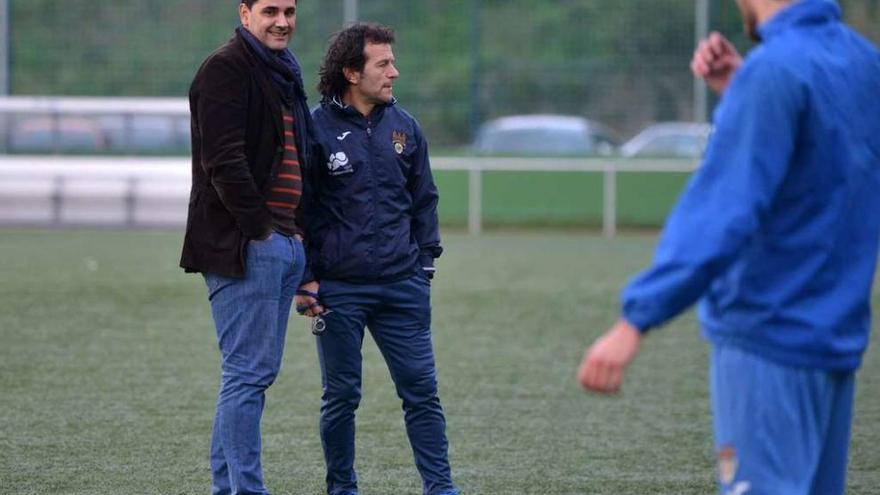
[620, 307, 653, 334]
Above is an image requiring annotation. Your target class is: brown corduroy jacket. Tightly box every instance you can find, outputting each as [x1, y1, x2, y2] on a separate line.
[180, 31, 310, 278]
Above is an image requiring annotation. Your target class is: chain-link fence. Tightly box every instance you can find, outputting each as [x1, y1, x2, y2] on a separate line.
[8, 0, 880, 146]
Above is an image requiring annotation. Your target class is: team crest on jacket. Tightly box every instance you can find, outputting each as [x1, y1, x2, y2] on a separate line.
[327, 151, 353, 176]
[392, 131, 407, 155]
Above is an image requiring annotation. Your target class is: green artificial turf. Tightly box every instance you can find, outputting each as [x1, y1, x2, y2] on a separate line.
[1, 230, 878, 494]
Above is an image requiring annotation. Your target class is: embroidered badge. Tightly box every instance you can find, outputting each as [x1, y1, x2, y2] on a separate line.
[717, 445, 738, 485]
[392, 130, 407, 155]
[327, 151, 353, 176]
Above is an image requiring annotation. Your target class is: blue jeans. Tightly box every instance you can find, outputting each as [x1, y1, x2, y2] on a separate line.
[711, 344, 855, 495]
[315, 274, 457, 495]
[204, 233, 305, 495]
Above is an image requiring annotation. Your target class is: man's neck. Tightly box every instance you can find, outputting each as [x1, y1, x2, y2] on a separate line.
[755, 0, 792, 25]
[342, 91, 375, 118]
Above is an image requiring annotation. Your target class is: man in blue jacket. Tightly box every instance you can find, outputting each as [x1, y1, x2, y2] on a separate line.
[294, 23, 458, 495]
[578, 1, 880, 494]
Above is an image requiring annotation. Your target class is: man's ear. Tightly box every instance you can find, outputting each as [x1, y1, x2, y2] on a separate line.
[343, 67, 360, 85]
[239, 3, 251, 28]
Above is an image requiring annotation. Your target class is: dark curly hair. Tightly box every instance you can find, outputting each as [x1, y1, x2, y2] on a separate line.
[317, 23, 396, 99]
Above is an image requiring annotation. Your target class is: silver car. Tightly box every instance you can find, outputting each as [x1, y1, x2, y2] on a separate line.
[621, 122, 712, 159]
[473, 114, 620, 157]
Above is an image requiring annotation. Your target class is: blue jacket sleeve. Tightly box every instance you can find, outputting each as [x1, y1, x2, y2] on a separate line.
[622, 56, 804, 332]
[408, 122, 443, 276]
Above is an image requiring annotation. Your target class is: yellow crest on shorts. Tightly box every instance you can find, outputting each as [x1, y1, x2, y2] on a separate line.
[717, 445, 738, 484]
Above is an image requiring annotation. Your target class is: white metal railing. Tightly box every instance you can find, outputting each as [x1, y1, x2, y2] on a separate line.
[431, 157, 698, 236]
[0, 155, 698, 235]
[0, 156, 189, 227]
[0, 96, 188, 115]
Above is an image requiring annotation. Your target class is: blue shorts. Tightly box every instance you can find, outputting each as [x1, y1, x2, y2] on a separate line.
[710, 344, 855, 495]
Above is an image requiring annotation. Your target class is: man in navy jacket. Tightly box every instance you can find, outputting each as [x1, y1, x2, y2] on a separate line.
[295, 23, 458, 495]
[578, 1, 880, 494]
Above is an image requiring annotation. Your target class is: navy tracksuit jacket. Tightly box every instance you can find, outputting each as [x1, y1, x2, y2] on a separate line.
[303, 96, 442, 284]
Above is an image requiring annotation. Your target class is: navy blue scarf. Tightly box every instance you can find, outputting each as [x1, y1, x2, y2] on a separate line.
[237, 25, 305, 107]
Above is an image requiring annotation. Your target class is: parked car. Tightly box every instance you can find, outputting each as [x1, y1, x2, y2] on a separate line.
[620, 122, 712, 159]
[0, 97, 191, 156]
[473, 114, 620, 157]
[8, 116, 106, 154]
[97, 114, 191, 154]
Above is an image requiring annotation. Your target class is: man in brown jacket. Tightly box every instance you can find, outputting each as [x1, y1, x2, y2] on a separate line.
[180, 1, 313, 493]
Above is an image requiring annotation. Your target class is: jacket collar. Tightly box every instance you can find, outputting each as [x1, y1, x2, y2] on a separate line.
[324, 94, 397, 123]
[757, 0, 841, 41]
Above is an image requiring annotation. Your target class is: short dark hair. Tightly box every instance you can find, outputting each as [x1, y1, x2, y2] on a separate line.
[241, 0, 299, 8]
[317, 22, 396, 99]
